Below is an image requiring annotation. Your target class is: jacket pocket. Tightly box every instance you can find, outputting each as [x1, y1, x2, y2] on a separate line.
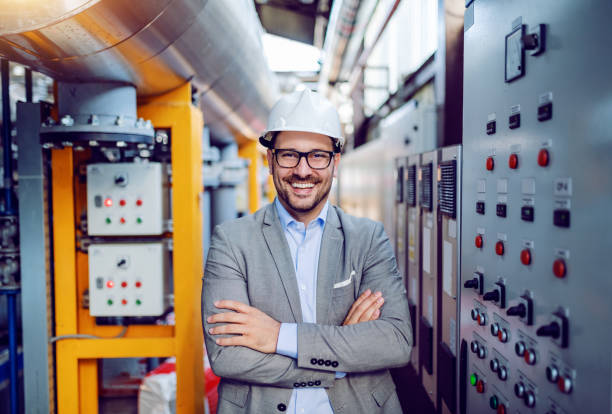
[219, 381, 250, 408]
[372, 376, 396, 407]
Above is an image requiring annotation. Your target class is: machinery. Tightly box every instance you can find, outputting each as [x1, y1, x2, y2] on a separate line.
[460, 1, 612, 413]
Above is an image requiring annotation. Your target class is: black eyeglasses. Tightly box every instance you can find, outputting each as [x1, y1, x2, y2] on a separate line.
[273, 149, 334, 169]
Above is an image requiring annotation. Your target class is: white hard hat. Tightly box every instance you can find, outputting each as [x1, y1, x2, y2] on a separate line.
[259, 89, 344, 152]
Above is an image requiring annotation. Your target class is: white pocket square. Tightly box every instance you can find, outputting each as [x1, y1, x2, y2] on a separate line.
[334, 270, 355, 289]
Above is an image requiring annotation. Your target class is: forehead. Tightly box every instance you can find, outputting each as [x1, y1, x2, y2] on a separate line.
[275, 131, 334, 151]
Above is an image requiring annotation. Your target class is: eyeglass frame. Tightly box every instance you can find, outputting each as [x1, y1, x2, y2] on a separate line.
[272, 148, 335, 170]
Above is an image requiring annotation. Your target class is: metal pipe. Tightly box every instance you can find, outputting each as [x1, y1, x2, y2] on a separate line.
[25, 69, 32, 103]
[347, 0, 402, 96]
[1, 59, 14, 215]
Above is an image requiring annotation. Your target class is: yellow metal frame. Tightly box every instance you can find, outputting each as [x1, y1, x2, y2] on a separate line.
[53, 83, 204, 413]
[238, 141, 263, 213]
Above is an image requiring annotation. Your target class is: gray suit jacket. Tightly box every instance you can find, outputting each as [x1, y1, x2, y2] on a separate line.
[202, 203, 412, 413]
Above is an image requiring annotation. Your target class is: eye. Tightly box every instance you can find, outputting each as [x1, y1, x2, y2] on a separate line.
[279, 150, 298, 159]
[311, 151, 329, 159]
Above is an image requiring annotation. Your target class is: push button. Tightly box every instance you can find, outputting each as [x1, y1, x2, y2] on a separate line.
[553, 209, 570, 228]
[508, 153, 519, 169]
[509, 113, 521, 129]
[524, 348, 537, 365]
[521, 206, 534, 222]
[486, 157, 495, 171]
[520, 249, 531, 265]
[524, 390, 536, 408]
[496, 203, 507, 218]
[476, 201, 485, 215]
[475, 235, 484, 249]
[538, 148, 550, 166]
[546, 365, 559, 383]
[486, 120, 496, 135]
[497, 366, 508, 381]
[495, 241, 504, 256]
[557, 376, 573, 394]
[553, 259, 566, 278]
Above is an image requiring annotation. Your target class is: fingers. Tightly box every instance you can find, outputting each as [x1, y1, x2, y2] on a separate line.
[214, 300, 251, 313]
[207, 311, 248, 324]
[215, 335, 249, 347]
[209, 323, 247, 336]
[344, 289, 371, 322]
[358, 296, 384, 322]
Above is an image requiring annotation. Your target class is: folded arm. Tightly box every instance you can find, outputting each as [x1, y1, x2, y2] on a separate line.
[202, 225, 336, 388]
[296, 222, 413, 373]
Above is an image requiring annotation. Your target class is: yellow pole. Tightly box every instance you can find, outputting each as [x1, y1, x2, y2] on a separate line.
[138, 83, 204, 414]
[238, 140, 261, 213]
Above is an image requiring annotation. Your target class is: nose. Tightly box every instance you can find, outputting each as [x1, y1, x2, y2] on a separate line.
[293, 154, 312, 176]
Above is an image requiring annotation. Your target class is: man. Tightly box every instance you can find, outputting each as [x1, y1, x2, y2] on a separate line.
[202, 89, 412, 413]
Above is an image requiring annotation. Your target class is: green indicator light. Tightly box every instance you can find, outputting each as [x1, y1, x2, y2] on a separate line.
[489, 395, 498, 409]
[107, 299, 113, 306]
[470, 373, 477, 386]
[136, 299, 142, 306]
[136, 217, 143, 224]
[105, 217, 112, 224]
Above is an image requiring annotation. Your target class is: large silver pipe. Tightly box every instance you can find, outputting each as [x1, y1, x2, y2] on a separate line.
[0, 0, 279, 141]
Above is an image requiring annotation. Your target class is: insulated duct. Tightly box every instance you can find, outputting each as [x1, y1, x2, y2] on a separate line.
[0, 0, 279, 142]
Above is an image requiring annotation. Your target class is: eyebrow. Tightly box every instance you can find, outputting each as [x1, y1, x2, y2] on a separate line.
[275, 148, 333, 152]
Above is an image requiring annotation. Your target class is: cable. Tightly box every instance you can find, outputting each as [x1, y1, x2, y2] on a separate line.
[49, 325, 128, 344]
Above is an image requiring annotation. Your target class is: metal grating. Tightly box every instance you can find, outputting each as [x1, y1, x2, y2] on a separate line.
[438, 160, 457, 218]
[407, 165, 417, 206]
[420, 163, 433, 211]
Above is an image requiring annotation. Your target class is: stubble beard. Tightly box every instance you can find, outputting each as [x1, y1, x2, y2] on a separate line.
[273, 164, 333, 214]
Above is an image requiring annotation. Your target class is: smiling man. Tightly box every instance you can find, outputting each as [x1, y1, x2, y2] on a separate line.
[202, 89, 412, 413]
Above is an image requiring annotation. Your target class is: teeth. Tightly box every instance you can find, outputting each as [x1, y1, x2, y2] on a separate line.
[292, 182, 314, 189]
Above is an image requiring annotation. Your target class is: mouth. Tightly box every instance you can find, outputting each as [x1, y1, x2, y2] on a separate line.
[291, 182, 315, 189]
[287, 180, 317, 196]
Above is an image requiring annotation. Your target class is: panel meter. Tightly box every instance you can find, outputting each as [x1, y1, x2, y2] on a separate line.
[87, 162, 169, 235]
[88, 242, 170, 317]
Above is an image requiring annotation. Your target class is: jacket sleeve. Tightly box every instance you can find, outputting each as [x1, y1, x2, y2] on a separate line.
[202, 225, 336, 388]
[296, 222, 413, 373]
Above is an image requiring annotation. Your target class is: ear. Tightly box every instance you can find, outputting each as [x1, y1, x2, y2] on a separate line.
[332, 153, 341, 178]
[266, 149, 274, 174]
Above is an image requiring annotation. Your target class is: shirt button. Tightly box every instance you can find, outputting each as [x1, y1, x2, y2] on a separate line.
[294, 382, 300, 388]
[332, 361, 339, 368]
[325, 360, 332, 366]
[317, 359, 325, 366]
[310, 358, 318, 365]
[307, 381, 314, 387]
[277, 403, 287, 412]
[300, 382, 307, 387]
[300, 283, 306, 290]
[315, 380, 321, 386]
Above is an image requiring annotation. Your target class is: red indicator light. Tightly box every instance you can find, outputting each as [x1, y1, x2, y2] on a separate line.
[104, 198, 113, 207]
[136, 199, 143, 206]
[135, 281, 142, 288]
[495, 241, 504, 256]
[121, 281, 127, 288]
[475, 235, 484, 249]
[497, 403, 506, 414]
[119, 199, 126, 206]
[476, 379, 485, 394]
[121, 299, 128, 306]
[120, 217, 126, 224]
[538, 148, 549, 167]
[486, 157, 494, 171]
[557, 376, 572, 394]
[509, 153, 519, 169]
[553, 259, 566, 278]
[106, 280, 114, 288]
[520, 249, 531, 265]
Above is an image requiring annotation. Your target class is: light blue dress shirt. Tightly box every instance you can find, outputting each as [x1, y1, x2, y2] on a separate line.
[274, 198, 340, 414]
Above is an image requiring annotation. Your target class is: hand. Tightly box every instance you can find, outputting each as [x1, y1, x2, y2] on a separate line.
[207, 300, 281, 354]
[342, 289, 384, 326]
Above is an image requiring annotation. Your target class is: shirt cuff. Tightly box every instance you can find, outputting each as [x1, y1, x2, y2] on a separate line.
[276, 323, 298, 359]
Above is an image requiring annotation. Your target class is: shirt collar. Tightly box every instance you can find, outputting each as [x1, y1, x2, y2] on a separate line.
[274, 197, 328, 230]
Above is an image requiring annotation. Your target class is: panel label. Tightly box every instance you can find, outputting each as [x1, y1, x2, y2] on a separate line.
[423, 227, 431, 274]
[443, 240, 453, 296]
[554, 178, 573, 196]
[448, 219, 457, 239]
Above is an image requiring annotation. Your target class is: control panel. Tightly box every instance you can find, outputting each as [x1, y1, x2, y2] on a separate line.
[394, 157, 407, 285]
[87, 162, 169, 235]
[88, 242, 170, 317]
[461, 1, 612, 413]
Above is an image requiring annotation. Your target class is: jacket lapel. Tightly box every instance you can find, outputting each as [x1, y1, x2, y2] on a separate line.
[261, 204, 303, 323]
[316, 206, 343, 324]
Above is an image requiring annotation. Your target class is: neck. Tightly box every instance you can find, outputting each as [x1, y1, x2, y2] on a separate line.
[278, 197, 327, 226]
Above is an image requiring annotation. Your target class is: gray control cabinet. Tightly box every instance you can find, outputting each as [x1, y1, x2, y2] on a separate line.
[406, 154, 421, 372]
[460, 1, 612, 413]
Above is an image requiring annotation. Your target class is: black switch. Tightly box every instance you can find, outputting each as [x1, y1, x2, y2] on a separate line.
[486, 120, 496, 135]
[496, 203, 507, 218]
[476, 201, 485, 215]
[509, 113, 521, 129]
[536, 322, 560, 339]
[521, 206, 534, 222]
[506, 303, 526, 318]
[94, 195, 103, 208]
[538, 102, 552, 121]
[553, 209, 570, 228]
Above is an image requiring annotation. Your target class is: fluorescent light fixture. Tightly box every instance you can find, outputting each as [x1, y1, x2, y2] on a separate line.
[262, 33, 322, 73]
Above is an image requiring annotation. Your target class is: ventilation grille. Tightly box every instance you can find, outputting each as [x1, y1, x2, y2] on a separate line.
[406, 165, 417, 207]
[396, 166, 404, 203]
[420, 163, 433, 211]
[439, 160, 457, 218]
